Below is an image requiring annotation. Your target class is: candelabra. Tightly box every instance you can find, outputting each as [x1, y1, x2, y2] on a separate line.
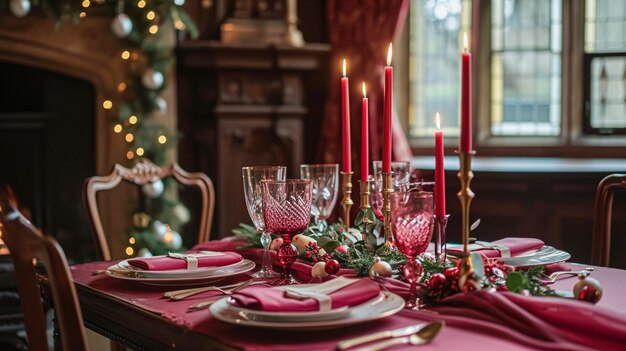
[381, 172, 393, 245]
[340, 171, 354, 228]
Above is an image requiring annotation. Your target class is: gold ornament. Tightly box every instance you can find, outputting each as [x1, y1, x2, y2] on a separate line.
[573, 273, 602, 304]
[369, 257, 392, 278]
[132, 212, 151, 228]
[311, 262, 329, 278]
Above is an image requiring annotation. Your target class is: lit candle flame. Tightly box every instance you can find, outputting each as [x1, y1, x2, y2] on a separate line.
[386, 43, 393, 66]
[362, 82, 367, 98]
[463, 32, 469, 53]
[435, 112, 441, 130]
[342, 58, 347, 77]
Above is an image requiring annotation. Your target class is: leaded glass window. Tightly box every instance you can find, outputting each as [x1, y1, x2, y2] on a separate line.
[490, 0, 562, 136]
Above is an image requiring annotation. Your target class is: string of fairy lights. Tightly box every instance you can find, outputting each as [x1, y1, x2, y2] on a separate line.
[4, 0, 199, 257]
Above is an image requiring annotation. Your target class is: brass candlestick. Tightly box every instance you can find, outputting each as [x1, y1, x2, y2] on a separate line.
[456, 150, 476, 288]
[456, 151, 476, 256]
[358, 179, 372, 211]
[381, 172, 394, 245]
[340, 171, 354, 228]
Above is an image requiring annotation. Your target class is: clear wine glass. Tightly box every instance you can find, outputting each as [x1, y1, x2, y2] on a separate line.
[242, 166, 286, 278]
[299, 164, 338, 221]
[391, 190, 434, 310]
[370, 161, 412, 220]
[262, 179, 312, 285]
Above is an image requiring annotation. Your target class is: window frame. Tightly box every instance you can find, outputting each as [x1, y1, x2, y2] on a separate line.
[403, 0, 626, 158]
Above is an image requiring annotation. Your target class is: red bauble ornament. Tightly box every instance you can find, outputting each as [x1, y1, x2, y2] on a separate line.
[324, 259, 340, 275]
[443, 267, 458, 280]
[429, 273, 446, 290]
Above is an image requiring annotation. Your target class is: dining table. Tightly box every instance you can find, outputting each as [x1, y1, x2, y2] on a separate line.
[69, 239, 626, 351]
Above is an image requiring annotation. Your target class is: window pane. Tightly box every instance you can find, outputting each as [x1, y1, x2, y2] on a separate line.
[585, 0, 626, 131]
[585, 0, 626, 53]
[409, 0, 471, 137]
[589, 57, 626, 129]
[490, 0, 561, 136]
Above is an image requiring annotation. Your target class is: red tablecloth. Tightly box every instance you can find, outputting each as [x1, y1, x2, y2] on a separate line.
[71, 240, 626, 351]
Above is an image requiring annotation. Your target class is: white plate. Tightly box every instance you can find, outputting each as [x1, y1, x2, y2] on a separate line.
[117, 259, 247, 278]
[499, 246, 571, 267]
[105, 259, 255, 286]
[209, 291, 405, 330]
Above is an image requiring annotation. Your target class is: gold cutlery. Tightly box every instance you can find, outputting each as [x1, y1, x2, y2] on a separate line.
[541, 267, 593, 283]
[164, 279, 261, 300]
[337, 321, 444, 350]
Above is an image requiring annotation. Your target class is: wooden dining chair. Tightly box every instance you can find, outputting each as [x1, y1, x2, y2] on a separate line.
[84, 158, 215, 260]
[0, 184, 89, 351]
[591, 173, 626, 267]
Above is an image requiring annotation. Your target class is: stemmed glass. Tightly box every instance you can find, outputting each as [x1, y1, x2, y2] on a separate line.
[370, 161, 412, 220]
[262, 179, 312, 285]
[242, 166, 286, 278]
[299, 164, 338, 221]
[390, 190, 434, 310]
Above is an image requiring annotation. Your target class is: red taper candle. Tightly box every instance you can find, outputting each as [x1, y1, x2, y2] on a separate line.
[341, 58, 351, 172]
[382, 43, 393, 173]
[435, 113, 446, 217]
[360, 82, 369, 181]
[460, 32, 472, 152]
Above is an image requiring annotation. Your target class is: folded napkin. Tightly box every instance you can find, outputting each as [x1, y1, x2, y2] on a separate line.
[229, 278, 380, 312]
[447, 237, 544, 258]
[127, 251, 243, 271]
[430, 290, 626, 351]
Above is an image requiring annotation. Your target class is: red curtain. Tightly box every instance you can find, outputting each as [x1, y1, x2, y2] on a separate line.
[319, 0, 412, 179]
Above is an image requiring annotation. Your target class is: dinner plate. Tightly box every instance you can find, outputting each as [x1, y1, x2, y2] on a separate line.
[116, 258, 247, 278]
[499, 246, 571, 267]
[209, 291, 405, 330]
[105, 259, 255, 286]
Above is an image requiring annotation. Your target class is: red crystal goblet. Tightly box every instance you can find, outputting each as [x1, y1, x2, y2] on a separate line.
[262, 179, 312, 285]
[391, 190, 434, 309]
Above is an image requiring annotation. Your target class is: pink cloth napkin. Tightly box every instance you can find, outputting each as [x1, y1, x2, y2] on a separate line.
[230, 278, 380, 312]
[127, 251, 243, 271]
[448, 237, 544, 258]
[428, 290, 626, 351]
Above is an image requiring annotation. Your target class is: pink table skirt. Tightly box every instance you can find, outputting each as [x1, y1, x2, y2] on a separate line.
[70, 240, 626, 351]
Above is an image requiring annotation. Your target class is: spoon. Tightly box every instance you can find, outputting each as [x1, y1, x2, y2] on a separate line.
[355, 320, 444, 351]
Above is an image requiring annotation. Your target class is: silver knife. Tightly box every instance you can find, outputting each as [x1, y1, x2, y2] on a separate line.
[336, 322, 429, 350]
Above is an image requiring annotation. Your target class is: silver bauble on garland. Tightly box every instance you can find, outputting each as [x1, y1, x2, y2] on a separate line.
[10, 0, 31, 18]
[174, 0, 185, 5]
[142, 68, 164, 90]
[142, 180, 164, 198]
[155, 96, 168, 114]
[137, 248, 153, 257]
[164, 230, 182, 250]
[111, 13, 133, 38]
[151, 220, 168, 239]
[172, 204, 190, 224]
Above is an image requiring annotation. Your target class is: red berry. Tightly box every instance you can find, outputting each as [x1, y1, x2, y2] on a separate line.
[324, 259, 340, 275]
[305, 251, 312, 257]
[443, 267, 458, 280]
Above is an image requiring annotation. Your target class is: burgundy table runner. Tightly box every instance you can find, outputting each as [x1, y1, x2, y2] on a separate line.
[70, 240, 626, 351]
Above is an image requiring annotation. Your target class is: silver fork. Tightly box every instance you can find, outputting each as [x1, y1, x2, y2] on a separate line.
[541, 267, 593, 283]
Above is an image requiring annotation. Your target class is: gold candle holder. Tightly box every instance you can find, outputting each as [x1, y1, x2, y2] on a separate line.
[456, 151, 476, 256]
[381, 171, 394, 246]
[358, 179, 372, 211]
[340, 171, 354, 228]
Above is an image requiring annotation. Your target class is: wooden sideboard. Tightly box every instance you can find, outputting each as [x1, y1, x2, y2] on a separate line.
[177, 41, 330, 236]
